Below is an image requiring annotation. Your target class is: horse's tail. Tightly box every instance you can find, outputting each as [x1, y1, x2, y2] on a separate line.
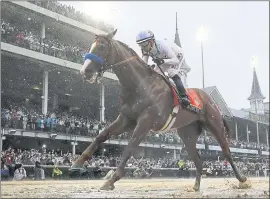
[222, 117, 231, 143]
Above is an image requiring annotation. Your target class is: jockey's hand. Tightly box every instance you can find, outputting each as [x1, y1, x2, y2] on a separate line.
[147, 64, 156, 69]
[152, 58, 165, 66]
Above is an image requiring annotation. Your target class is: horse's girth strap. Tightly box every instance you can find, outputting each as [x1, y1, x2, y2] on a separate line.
[159, 105, 180, 131]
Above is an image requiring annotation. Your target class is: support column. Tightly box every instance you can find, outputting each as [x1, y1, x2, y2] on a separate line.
[71, 142, 77, 156]
[173, 149, 177, 160]
[40, 22, 46, 39]
[144, 147, 148, 157]
[255, 100, 260, 146]
[266, 128, 269, 147]
[256, 121, 260, 145]
[246, 124, 250, 143]
[0, 129, 5, 182]
[102, 148, 106, 156]
[99, 84, 105, 123]
[0, 129, 6, 155]
[235, 121, 238, 141]
[40, 22, 46, 53]
[42, 71, 49, 115]
[71, 137, 78, 156]
[204, 130, 207, 147]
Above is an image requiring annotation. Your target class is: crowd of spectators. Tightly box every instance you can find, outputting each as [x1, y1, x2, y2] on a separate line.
[2, 146, 269, 181]
[203, 134, 269, 151]
[1, 102, 269, 151]
[203, 159, 269, 177]
[1, 147, 77, 167]
[1, 103, 105, 137]
[3, 0, 116, 67]
[2, 19, 86, 65]
[1, 146, 176, 170]
[2, 146, 268, 172]
[28, 1, 114, 33]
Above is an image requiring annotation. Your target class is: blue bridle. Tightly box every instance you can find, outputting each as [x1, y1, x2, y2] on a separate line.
[83, 53, 104, 65]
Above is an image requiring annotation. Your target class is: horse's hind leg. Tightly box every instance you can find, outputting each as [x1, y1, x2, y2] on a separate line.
[177, 122, 203, 191]
[71, 114, 134, 168]
[205, 114, 247, 183]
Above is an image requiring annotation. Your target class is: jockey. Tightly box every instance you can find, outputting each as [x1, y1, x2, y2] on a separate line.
[136, 30, 190, 106]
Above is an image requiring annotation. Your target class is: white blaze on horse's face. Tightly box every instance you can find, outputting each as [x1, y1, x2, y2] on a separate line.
[81, 41, 98, 79]
[81, 59, 92, 75]
[89, 41, 97, 53]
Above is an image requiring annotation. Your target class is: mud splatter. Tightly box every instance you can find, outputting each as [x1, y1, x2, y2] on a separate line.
[1, 177, 269, 198]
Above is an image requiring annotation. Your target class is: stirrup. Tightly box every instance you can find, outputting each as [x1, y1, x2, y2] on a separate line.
[181, 96, 190, 106]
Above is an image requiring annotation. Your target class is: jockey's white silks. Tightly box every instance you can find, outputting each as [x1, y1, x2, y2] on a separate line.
[142, 40, 185, 78]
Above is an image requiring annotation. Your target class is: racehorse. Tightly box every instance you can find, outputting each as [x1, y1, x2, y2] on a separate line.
[70, 29, 247, 191]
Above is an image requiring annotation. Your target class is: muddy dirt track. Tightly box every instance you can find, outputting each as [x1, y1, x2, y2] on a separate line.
[1, 177, 269, 198]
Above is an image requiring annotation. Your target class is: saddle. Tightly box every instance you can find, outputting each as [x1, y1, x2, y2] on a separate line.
[160, 73, 202, 114]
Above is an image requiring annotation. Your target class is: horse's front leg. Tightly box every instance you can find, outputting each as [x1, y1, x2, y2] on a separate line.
[100, 112, 153, 190]
[71, 114, 133, 169]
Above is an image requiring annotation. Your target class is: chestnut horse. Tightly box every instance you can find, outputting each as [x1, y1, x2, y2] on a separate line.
[70, 30, 247, 191]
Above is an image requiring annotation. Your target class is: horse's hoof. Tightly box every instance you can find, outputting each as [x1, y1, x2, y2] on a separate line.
[240, 176, 247, 183]
[193, 186, 200, 192]
[238, 179, 251, 189]
[100, 182, 115, 191]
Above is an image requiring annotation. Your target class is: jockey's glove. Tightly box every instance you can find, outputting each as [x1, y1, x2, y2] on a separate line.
[152, 58, 165, 66]
[148, 64, 156, 69]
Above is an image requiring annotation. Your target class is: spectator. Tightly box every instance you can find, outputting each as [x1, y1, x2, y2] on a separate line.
[1, 159, 10, 180]
[255, 163, 260, 177]
[34, 161, 45, 180]
[262, 164, 268, 177]
[52, 165, 63, 179]
[102, 168, 116, 180]
[177, 159, 185, 177]
[1, 19, 87, 65]
[13, 164, 27, 181]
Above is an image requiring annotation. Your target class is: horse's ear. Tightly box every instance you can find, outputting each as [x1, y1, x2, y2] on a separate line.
[107, 29, 117, 39]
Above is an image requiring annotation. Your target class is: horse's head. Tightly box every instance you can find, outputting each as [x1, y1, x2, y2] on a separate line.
[80, 29, 117, 83]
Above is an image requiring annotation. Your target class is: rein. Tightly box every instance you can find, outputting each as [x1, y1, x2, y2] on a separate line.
[83, 42, 137, 84]
[101, 39, 138, 72]
[102, 56, 137, 71]
[84, 38, 137, 75]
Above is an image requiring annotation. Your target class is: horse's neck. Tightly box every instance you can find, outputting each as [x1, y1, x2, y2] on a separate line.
[112, 41, 151, 90]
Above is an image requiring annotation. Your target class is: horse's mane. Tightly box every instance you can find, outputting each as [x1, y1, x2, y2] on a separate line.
[114, 40, 148, 66]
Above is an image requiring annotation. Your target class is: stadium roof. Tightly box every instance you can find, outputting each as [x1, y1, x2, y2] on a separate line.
[202, 86, 215, 95]
[202, 86, 233, 117]
[229, 108, 249, 119]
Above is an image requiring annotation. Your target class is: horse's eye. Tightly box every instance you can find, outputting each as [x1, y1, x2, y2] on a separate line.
[99, 45, 105, 51]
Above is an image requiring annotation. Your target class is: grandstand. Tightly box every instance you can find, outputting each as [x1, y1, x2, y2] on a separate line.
[1, 1, 269, 178]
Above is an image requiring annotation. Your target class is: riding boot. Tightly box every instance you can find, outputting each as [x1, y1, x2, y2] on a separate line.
[172, 74, 190, 106]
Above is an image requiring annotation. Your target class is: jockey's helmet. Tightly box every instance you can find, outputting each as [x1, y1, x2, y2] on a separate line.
[136, 30, 155, 44]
